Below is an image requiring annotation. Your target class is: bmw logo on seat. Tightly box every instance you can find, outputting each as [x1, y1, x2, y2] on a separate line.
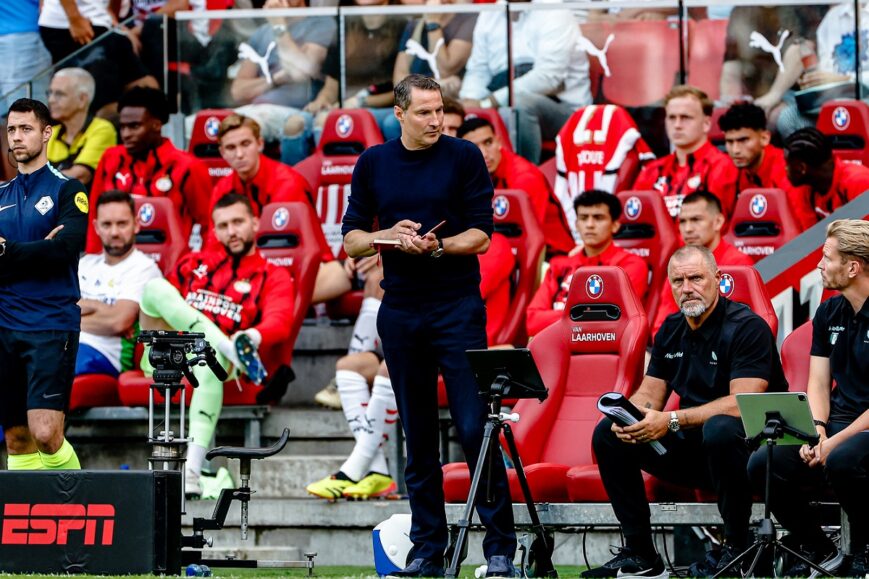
[272, 207, 290, 230]
[624, 196, 642, 221]
[719, 273, 735, 297]
[493, 195, 510, 219]
[832, 106, 850, 131]
[138, 203, 155, 226]
[336, 114, 354, 138]
[749, 193, 768, 218]
[586, 274, 604, 299]
[204, 116, 222, 140]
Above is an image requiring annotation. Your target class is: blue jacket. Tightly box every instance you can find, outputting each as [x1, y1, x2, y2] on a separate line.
[0, 163, 88, 331]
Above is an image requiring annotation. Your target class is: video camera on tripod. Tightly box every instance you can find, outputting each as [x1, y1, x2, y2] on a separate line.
[139, 330, 228, 389]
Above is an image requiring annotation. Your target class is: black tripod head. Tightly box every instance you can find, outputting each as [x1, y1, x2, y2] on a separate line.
[138, 330, 228, 389]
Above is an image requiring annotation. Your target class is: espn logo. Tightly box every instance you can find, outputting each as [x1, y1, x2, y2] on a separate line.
[1, 504, 115, 545]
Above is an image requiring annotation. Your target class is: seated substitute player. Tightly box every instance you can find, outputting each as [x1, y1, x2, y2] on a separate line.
[458, 116, 574, 256]
[77, 190, 163, 377]
[633, 85, 735, 221]
[305, 232, 515, 499]
[718, 102, 792, 195]
[526, 190, 648, 337]
[747, 219, 869, 578]
[87, 87, 212, 253]
[783, 127, 869, 230]
[139, 193, 294, 498]
[651, 190, 754, 336]
[582, 245, 787, 579]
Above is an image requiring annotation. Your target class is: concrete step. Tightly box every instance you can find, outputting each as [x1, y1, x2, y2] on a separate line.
[228, 455, 348, 498]
[265, 408, 354, 439]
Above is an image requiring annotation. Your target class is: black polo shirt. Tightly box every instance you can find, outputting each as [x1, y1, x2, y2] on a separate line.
[810, 295, 869, 422]
[648, 297, 788, 409]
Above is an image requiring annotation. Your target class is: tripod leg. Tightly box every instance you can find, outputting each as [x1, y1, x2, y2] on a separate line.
[446, 420, 498, 579]
[502, 425, 557, 578]
[712, 543, 762, 579]
[777, 542, 835, 577]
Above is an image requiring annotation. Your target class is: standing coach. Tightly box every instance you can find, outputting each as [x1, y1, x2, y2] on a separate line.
[342, 75, 516, 578]
[0, 98, 88, 470]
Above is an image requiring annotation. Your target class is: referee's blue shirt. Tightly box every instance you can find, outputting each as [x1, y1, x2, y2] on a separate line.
[0, 163, 88, 331]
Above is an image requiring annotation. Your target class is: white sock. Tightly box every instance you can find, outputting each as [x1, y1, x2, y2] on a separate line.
[348, 297, 381, 354]
[341, 375, 396, 480]
[186, 442, 208, 481]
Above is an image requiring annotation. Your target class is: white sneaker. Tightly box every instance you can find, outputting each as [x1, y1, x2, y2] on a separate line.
[314, 380, 342, 410]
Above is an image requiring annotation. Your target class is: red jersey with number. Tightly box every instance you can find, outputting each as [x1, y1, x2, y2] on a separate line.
[786, 159, 869, 229]
[167, 249, 294, 351]
[554, 104, 655, 243]
[478, 232, 515, 344]
[491, 148, 574, 256]
[88, 138, 212, 253]
[525, 241, 649, 337]
[633, 141, 736, 221]
[209, 155, 333, 262]
[651, 239, 754, 336]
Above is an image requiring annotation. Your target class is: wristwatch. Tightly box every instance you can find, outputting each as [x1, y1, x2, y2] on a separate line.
[668, 411, 680, 432]
[430, 238, 445, 258]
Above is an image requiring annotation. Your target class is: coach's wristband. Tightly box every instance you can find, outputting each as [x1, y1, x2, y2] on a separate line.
[813, 419, 827, 429]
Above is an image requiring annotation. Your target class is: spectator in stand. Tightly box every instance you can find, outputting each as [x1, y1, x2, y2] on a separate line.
[76, 191, 163, 378]
[230, 0, 336, 166]
[305, 232, 513, 498]
[88, 87, 212, 253]
[47, 68, 117, 187]
[459, 0, 591, 165]
[633, 86, 736, 221]
[38, 0, 159, 118]
[0, 0, 51, 114]
[718, 102, 792, 196]
[139, 193, 294, 498]
[210, 113, 348, 304]
[378, 0, 476, 139]
[784, 127, 869, 230]
[458, 116, 574, 257]
[526, 190, 648, 337]
[441, 96, 465, 137]
[651, 191, 754, 336]
[292, 0, 407, 144]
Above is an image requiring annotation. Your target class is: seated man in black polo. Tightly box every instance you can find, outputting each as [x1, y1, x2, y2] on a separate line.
[582, 245, 787, 579]
[748, 219, 869, 578]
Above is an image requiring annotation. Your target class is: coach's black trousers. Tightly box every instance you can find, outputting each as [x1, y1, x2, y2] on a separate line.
[378, 293, 516, 562]
[593, 415, 753, 548]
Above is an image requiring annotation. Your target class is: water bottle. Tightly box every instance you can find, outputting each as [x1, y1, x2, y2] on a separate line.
[185, 564, 202, 576]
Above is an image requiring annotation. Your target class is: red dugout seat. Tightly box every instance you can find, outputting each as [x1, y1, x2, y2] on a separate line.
[490, 190, 546, 345]
[464, 108, 514, 152]
[188, 108, 233, 184]
[723, 188, 801, 262]
[781, 320, 812, 393]
[443, 267, 648, 503]
[717, 265, 778, 336]
[68, 374, 122, 412]
[613, 190, 680, 320]
[816, 100, 869, 165]
[583, 21, 681, 108]
[134, 197, 188, 275]
[687, 19, 728, 103]
[118, 201, 320, 407]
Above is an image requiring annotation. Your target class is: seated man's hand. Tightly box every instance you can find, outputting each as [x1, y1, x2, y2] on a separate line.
[232, 328, 262, 349]
[616, 407, 669, 444]
[799, 70, 851, 89]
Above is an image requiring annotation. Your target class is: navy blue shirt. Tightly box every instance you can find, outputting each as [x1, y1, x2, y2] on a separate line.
[648, 297, 788, 408]
[810, 295, 869, 422]
[342, 136, 494, 304]
[0, 163, 88, 331]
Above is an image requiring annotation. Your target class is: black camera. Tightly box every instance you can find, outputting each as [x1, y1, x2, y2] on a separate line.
[137, 330, 228, 388]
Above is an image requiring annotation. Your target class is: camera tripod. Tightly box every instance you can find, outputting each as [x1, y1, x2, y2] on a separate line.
[713, 411, 830, 578]
[447, 349, 557, 579]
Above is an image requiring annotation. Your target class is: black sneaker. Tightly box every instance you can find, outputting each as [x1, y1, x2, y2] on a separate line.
[486, 555, 518, 578]
[386, 558, 445, 578]
[581, 547, 668, 579]
[687, 543, 743, 578]
[777, 536, 842, 578]
[839, 544, 869, 579]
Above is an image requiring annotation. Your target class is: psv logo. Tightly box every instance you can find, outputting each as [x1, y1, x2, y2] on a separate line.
[1, 503, 115, 546]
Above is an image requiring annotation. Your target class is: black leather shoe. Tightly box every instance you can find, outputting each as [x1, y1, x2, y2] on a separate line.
[387, 558, 446, 578]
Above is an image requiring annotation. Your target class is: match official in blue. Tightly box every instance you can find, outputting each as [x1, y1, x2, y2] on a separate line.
[342, 75, 516, 578]
[0, 98, 88, 471]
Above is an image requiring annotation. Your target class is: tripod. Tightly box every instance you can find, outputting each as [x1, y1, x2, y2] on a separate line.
[445, 375, 557, 579]
[713, 411, 830, 578]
